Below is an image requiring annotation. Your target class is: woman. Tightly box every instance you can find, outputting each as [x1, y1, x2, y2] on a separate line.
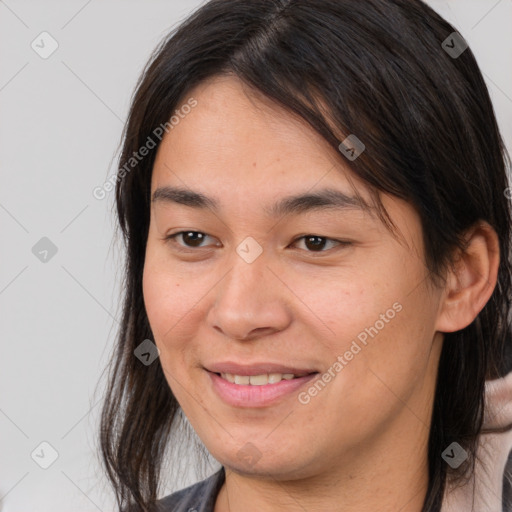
[99, 0, 512, 510]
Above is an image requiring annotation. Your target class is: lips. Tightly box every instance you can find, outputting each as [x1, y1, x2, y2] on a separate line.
[205, 361, 318, 377]
[205, 362, 320, 406]
[208, 370, 319, 407]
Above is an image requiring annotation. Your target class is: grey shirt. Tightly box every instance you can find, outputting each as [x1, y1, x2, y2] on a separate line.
[154, 467, 225, 512]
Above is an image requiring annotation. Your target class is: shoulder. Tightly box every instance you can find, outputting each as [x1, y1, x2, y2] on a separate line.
[154, 466, 225, 512]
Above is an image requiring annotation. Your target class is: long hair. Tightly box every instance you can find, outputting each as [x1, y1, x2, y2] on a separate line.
[98, 1, 512, 510]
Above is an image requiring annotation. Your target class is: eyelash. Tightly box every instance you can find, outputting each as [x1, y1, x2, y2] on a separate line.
[163, 231, 351, 254]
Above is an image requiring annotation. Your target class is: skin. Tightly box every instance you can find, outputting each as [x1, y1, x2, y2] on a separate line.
[142, 75, 499, 512]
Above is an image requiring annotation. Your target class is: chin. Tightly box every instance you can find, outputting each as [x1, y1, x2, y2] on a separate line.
[214, 447, 320, 481]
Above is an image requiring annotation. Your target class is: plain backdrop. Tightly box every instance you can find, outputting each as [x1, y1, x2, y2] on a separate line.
[1, 1, 511, 510]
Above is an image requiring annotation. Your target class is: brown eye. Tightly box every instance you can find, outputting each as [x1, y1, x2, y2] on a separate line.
[304, 236, 328, 251]
[181, 231, 206, 247]
[165, 231, 214, 248]
[292, 235, 350, 253]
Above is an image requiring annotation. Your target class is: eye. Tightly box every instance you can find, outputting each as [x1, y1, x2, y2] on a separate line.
[164, 231, 219, 249]
[164, 231, 350, 253]
[291, 235, 350, 253]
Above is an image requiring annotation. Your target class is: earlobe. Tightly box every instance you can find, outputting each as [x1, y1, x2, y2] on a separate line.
[435, 221, 500, 333]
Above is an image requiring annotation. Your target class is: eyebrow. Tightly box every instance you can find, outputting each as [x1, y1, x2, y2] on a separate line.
[151, 186, 369, 217]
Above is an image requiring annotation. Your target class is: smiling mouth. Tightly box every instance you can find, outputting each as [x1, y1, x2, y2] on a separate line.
[207, 369, 321, 407]
[213, 371, 319, 385]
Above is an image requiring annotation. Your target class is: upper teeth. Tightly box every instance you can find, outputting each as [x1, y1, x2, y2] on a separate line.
[221, 373, 297, 385]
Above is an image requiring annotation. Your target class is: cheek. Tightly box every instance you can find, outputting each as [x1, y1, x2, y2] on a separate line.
[142, 253, 188, 349]
[142, 250, 214, 363]
[298, 255, 438, 395]
[330, 288, 438, 421]
[142, 257, 203, 408]
[280, 262, 390, 349]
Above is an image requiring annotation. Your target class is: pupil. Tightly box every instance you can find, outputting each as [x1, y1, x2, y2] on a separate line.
[184, 232, 203, 247]
[305, 236, 325, 251]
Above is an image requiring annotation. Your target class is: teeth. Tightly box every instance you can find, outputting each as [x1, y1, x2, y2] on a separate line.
[221, 372, 298, 385]
[268, 373, 284, 384]
[248, 374, 268, 385]
[234, 375, 250, 385]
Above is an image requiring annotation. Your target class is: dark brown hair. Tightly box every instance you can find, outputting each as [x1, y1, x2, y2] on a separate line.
[98, 1, 512, 510]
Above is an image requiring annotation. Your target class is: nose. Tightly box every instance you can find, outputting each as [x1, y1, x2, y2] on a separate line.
[207, 250, 292, 342]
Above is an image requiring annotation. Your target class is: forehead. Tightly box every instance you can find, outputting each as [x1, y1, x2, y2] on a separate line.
[151, 75, 371, 204]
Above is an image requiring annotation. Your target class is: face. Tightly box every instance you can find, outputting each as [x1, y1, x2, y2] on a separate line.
[142, 75, 445, 480]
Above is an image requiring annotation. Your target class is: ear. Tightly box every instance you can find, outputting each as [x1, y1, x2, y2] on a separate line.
[435, 221, 500, 333]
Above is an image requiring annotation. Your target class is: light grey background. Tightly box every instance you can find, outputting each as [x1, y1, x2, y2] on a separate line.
[1, 1, 511, 510]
